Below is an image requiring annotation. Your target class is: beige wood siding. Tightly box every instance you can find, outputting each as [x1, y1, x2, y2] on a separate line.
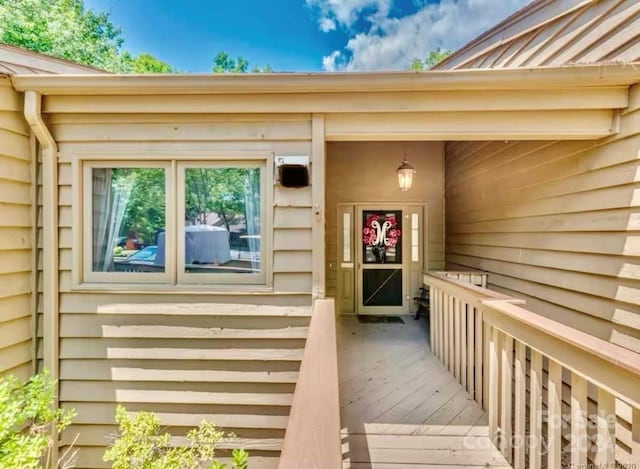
[0, 78, 33, 379]
[35, 110, 315, 468]
[325, 142, 445, 299]
[444, 92, 640, 353]
[437, 0, 640, 70]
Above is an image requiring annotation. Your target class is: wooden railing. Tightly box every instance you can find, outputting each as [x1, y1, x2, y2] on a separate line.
[424, 271, 640, 469]
[278, 298, 342, 469]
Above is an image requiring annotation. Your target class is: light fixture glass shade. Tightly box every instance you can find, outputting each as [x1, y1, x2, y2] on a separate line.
[397, 158, 416, 191]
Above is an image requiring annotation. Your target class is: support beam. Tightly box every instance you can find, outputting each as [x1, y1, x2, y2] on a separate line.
[311, 114, 326, 299]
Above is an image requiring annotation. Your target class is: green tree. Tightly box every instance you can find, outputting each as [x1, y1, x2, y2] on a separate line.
[408, 48, 452, 71]
[212, 51, 272, 73]
[120, 52, 176, 73]
[0, 0, 175, 73]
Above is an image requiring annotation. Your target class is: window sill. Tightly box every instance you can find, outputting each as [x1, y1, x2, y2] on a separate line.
[70, 283, 285, 295]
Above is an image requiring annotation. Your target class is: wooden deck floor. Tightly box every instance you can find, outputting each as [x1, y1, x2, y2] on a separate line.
[338, 315, 510, 469]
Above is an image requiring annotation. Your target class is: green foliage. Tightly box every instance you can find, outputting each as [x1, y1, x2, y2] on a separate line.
[103, 405, 248, 469]
[212, 51, 271, 73]
[120, 52, 176, 74]
[408, 48, 452, 71]
[0, 370, 76, 469]
[0, 0, 175, 73]
[114, 168, 166, 244]
[184, 168, 257, 230]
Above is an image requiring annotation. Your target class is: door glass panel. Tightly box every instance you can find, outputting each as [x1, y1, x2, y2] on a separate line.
[362, 269, 403, 306]
[342, 212, 351, 262]
[362, 210, 402, 264]
[411, 212, 419, 262]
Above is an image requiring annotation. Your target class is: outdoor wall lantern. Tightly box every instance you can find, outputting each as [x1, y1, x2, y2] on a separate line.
[396, 158, 416, 191]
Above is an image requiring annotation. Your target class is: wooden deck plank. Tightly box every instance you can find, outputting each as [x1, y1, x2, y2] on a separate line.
[338, 316, 511, 469]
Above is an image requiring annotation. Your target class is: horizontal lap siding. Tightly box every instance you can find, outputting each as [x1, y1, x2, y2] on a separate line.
[41, 111, 314, 468]
[0, 79, 32, 379]
[445, 104, 640, 353]
[325, 141, 445, 299]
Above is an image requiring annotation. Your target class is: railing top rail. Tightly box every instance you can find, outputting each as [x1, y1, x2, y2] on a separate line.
[278, 298, 342, 469]
[423, 271, 524, 304]
[482, 299, 640, 379]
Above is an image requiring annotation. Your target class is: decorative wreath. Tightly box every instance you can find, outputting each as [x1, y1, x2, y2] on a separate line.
[362, 213, 401, 247]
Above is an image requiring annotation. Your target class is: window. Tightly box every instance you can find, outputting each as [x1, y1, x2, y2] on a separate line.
[84, 162, 171, 283]
[178, 162, 265, 284]
[82, 158, 269, 287]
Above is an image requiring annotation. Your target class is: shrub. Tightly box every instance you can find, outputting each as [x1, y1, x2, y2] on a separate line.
[104, 405, 248, 469]
[0, 370, 76, 469]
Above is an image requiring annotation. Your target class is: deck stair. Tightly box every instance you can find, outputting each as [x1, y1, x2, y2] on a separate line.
[55, 303, 312, 469]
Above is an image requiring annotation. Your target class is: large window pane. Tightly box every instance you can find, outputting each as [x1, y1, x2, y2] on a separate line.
[183, 167, 261, 274]
[91, 168, 166, 273]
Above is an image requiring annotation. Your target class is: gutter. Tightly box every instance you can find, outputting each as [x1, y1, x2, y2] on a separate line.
[23, 90, 60, 466]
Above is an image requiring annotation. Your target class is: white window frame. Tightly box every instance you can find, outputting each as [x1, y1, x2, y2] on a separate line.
[81, 160, 174, 284]
[177, 160, 269, 286]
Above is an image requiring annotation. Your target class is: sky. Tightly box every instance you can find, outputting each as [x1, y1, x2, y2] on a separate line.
[83, 0, 530, 72]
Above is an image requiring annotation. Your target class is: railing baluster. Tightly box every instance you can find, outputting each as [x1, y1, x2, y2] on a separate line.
[500, 334, 513, 463]
[595, 387, 615, 466]
[429, 286, 435, 352]
[466, 303, 474, 396]
[571, 373, 588, 466]
[548, 359, 563, 469]
[454, 297, 461, 381]
[448, 293, 454, 374]
[439, 289, 444, 361]
[488, 326, 500, 447]
[475, 307, 484, 407]
[513, 341, 526, 469]
[460, 300, 467, 390]
[529, 350, 543, 469]
[633, 407, 640, 467]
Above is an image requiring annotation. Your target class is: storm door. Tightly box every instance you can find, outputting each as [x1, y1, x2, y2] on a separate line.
[357, 207, 409, 315]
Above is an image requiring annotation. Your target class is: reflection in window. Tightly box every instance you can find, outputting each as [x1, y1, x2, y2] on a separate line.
[181, 167, 261, 274]
[91, 168, 165, 273]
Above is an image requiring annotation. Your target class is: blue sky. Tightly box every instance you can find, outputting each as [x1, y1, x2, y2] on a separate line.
[83, 0, 529, 72]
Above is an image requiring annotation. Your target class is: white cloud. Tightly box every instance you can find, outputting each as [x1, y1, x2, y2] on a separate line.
[319, 17, 337, 32]
[318, 0, 530, 71]
[306, 0, 392, 30]
[322, 50, 342, 71]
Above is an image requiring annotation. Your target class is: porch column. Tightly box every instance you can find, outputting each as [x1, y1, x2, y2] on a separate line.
[311, 114, 326, 299]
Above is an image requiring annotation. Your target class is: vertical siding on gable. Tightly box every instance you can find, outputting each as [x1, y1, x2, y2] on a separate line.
[0, 78, 33, 379]
[445, 99, 640, 353]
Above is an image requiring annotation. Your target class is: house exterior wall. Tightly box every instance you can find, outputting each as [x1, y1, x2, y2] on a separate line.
[325, 141, 445, 300]
[436, 0, 640, 70]
[445, 86, 640, 353]
[0, 77, 33, 379]
[35, 109, 316, 468]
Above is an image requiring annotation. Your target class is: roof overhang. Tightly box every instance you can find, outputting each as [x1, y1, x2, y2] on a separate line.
[11, 63, 640, 95]
[10, 63, 640, 141]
